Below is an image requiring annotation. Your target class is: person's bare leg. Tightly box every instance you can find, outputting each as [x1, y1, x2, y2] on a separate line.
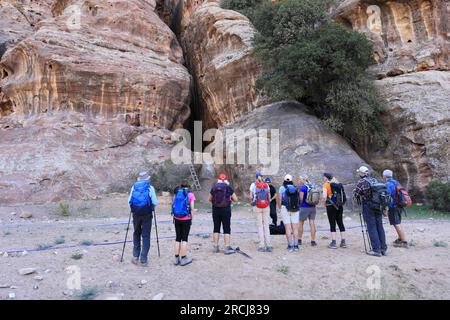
[340, 231, 346, 241]
[224, 234, 231, 247]
[309, 219, 316, 241]
[394, 225, 406, 241]
[213, 233, 220, 245]
[298, 220, 305, 243]
[180, 241, 188, 257]
[331, 232, 336, 241]
[285, 223, 293, 243]
[174, 241, 181, 256]
[292, 223, 299, 244]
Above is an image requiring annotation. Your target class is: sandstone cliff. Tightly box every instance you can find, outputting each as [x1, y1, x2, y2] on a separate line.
[0, 0, 192, 129]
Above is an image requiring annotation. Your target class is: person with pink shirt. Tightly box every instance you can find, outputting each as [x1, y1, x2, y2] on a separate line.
[172, 179, 196, 266]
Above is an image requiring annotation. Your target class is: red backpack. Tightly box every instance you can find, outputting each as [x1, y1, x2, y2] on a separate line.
[255, 182, 269, 209]
[395, 185, 412, 208]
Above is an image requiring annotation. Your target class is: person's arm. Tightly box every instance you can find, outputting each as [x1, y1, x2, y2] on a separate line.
[300, 191, 305, 203]
[231, 193, 238, 203]
[277, 189, 282, 209]
[208, 194, 213, 203]
[149, 186, 158, 208]
[128, 186, 134, 208]
[270, 187, 277, 202]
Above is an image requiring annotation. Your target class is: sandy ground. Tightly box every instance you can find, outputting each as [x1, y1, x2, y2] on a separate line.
[1, 194, 449, 300]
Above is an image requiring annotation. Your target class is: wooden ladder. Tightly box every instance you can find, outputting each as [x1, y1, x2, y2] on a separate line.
[189, 164, 202, 191]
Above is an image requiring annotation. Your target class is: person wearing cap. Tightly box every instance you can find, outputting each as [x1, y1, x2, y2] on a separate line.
[172, 179, 197, 266]
[322, 173, 347, 249]
[383, 169, 408, 248]
[265, 177, 278, 226]
[128, 171, 158, 267]
[278, 174, 300, 252]
[209, 173, 238, 254]
[249, 171, 273, 252]
[354, 166, 387, 257]
[298, 175, 317, 247]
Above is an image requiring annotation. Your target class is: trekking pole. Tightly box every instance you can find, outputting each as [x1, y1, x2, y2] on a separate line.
[153, 210, 161, 258]
[363, 217, 373, 252]
[358, 208, 368, 254]
[120, 210, 132, 262]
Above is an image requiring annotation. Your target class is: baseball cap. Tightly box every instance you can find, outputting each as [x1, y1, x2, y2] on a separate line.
[284, 174, 293, 181]
[357, 166, 370, 174]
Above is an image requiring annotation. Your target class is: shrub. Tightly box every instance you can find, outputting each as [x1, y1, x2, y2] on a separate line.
[77, 287, 99, 300]
[80, 240, 94, 246]
[224, 0, 387, 147]
[425, 181, 450, 213]
[59, 202, 70, 217]
[54, 236, 66, 245]
[71, 252, 84, 260]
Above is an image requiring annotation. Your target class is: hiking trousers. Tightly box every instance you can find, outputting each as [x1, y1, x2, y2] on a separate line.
[253, 206, 272, 247]
[132, 212, 153, 264]
[326, 205, 345, 232]
[362, 202, 387, 253]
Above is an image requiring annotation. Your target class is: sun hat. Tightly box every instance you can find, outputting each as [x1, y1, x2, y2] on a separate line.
[138, 171, 151, 181]
[284, 174, 293, 182]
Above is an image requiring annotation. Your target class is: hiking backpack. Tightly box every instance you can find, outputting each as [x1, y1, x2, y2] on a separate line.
[305, 184, 321, 206]
[255, 182, 270, 209]
[211, 183, 231, 208]
[130, 180, 153, 210]
[283, 184, 300, 212]
[395, 185, 412, 208]
[330, 183, 347, 207]
[172, 188, 190, 218]
[364, 178, 390, 213]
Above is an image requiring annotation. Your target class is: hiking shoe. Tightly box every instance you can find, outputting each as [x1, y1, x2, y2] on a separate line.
[401, 241, 409, 248]
[180, 256, 193, 266]
[213, 245, 220, 253]
[367, 251, 382, 257]
[311, 241, 317, 247]
[328, 241, 337, 249]
[293, 245, 299, 252]
[258, 246, 266, 252]
[340, 240, 347, 248]
[224, 246, 235, 255]
[287, 245, 294, 253]
[266, 246, 273, 253]
[393, 238, 402, 245]
[298, 240, 302, 246]
[173, 256, 180, 266]
[131, 257, 139, 265]
[140, 261, 149, 267]
[381, 250, 388, 256]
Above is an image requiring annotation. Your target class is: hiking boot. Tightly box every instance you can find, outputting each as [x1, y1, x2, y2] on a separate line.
[393, 238, 402, 247]
[293, 245, 299, 252]
[131, 257, 139, 265]
[224, 246, 235, 255]
[180, 256, 193, 266]
[401, 241, 409, 248]
[258, 246, 266, 252]
[328, 241, 337, 249]
[173, 256, 180, 266]
[266, 246, 273, 253]
[213, 245, 220, 253]
[340, 240, 347, 248]
[367, 251, 382, 257]
[311, 241, 317, 247]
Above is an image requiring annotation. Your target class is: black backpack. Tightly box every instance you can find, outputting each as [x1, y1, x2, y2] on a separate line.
[330, 183, 347, 207]
[284, 184, 300, 212]
[270, 221, 286, 235]
[364, 178, 390, 213]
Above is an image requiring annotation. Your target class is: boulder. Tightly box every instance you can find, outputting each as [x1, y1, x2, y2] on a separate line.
[333, 0, 450, 76]
[18, 268, 37, 275]
[358, 71, 450, 199]
[211, 101, 369, 202]
[0, 0, 191, 129]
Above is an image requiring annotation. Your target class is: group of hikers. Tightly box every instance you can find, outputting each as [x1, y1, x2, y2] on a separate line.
[127, 165, 411, 266]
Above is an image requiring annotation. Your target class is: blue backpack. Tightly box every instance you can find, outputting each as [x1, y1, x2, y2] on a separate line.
[283, 184, 300, 212]
[130, 180, 153, 210]
[172, 188, 190, 218]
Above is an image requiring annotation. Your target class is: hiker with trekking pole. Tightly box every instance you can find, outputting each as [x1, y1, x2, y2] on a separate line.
[123, 171, 158, 267]
[353, 166, 388, 257]
[171, 179, 196, 266]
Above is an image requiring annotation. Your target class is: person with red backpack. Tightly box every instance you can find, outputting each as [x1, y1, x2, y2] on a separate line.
[208, 173, 238, 255]
[249, 172, 273, 252]
[172, 179, 196, 266]
[383, 169, 410, 248]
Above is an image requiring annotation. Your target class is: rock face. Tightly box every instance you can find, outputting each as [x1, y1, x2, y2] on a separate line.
[214, 101, 369, 200]
[359, 71, 450, 199]
[159, 0, 262, 129]
[333, 0, 449, 76]
[0, 0, 191, 129]
[0, 112, 182, 205]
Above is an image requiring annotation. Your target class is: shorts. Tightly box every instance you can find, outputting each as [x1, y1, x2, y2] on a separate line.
[281, 206, 299, 225]
[299, 207, 316, 221]
[388, 206, 402, 226]
[212, 206, 232, 234]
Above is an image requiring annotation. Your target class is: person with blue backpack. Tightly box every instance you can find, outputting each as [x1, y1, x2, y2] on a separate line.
[172, 179, 196, 266]
[249, 172, 273, 252]
[383, 169, 408, 248]
[278, 174, 300, 252]
[128, 171, 158, 267]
